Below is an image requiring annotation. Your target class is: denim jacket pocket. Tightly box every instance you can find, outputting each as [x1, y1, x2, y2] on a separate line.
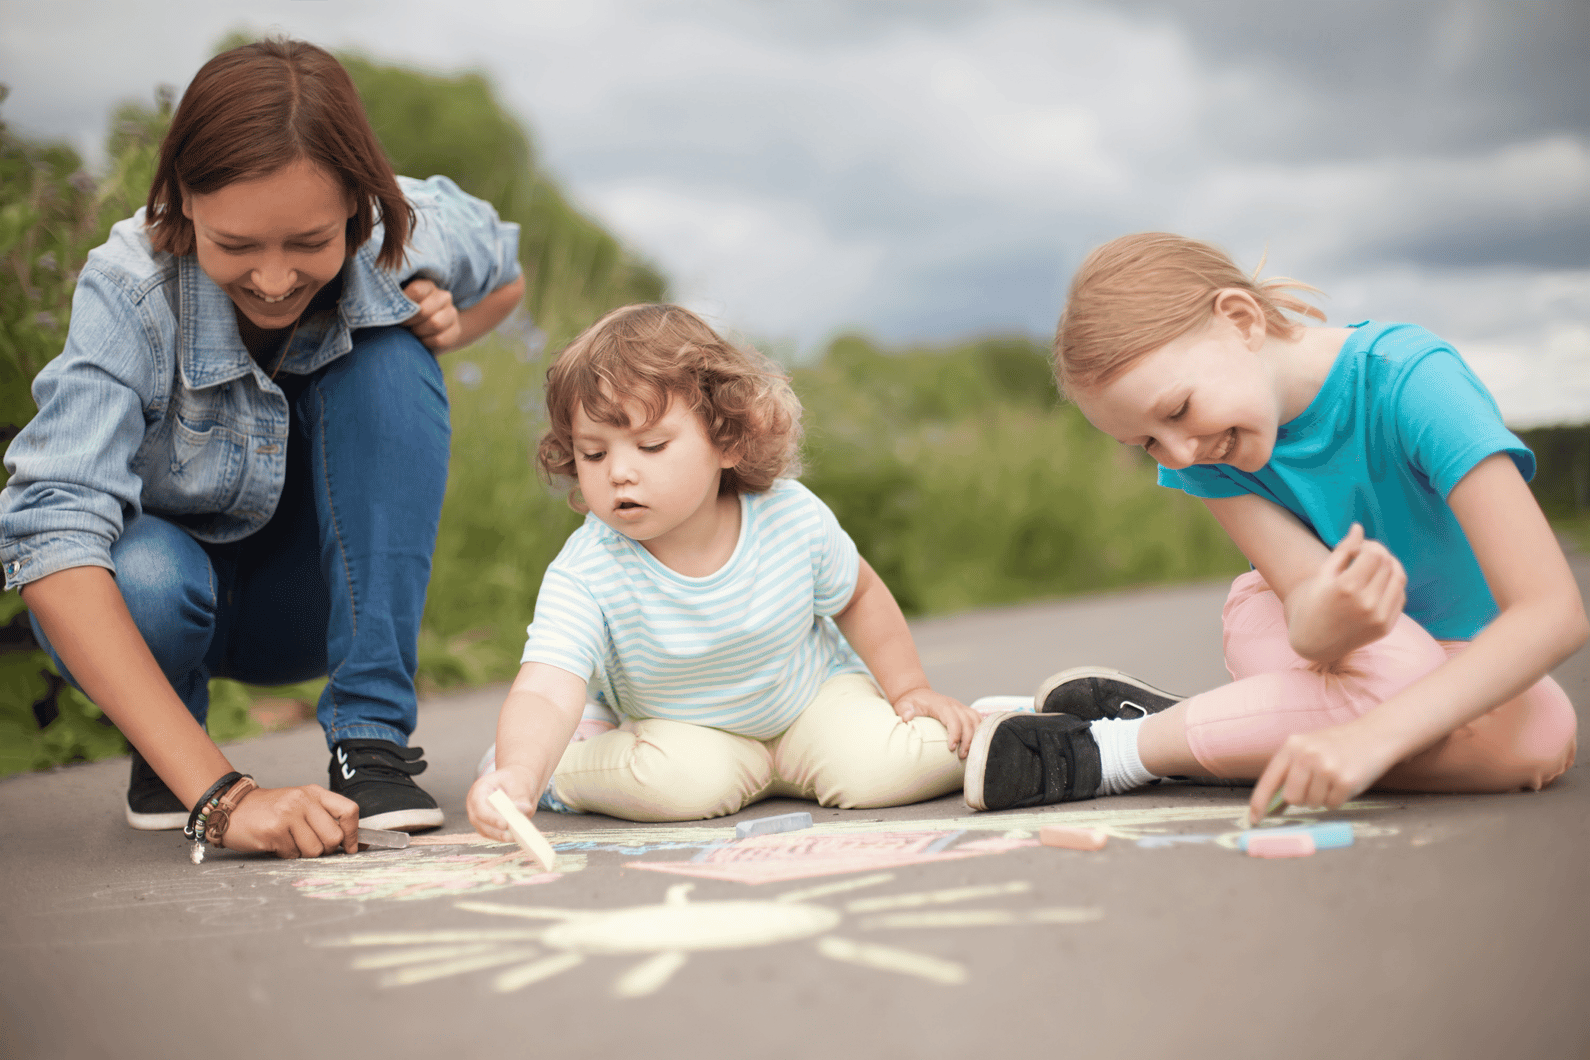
[134, 415, 247, 516]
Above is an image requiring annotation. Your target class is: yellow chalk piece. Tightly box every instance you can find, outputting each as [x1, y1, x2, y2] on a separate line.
[1241, 790, 1289, 830]
[488, 789, 558, 873]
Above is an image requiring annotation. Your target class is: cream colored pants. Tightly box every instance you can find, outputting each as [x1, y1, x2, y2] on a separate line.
[550, 674, 966, 822]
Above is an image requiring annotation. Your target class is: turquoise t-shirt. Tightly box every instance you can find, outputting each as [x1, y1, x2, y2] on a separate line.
[1158, 321, 1533, 640]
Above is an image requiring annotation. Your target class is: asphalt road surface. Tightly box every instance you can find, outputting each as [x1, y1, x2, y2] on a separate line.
[3, 552, 1587, 1060]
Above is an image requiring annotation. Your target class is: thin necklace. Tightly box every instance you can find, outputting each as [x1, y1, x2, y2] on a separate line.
[269, 315, 302, 381]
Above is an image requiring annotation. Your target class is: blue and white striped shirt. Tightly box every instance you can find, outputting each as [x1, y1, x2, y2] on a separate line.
[521, 478, 869, 738]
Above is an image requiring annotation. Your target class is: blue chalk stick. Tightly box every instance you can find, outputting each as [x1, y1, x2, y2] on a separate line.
[735, 811, 813, 839]
[1238, 821, 1354, 852]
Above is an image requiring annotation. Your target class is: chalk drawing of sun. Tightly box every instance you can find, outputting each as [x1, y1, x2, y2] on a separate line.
[318, 874, 1100, 996]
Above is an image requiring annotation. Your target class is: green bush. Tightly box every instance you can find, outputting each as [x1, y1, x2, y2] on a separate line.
[1518, 424, 1590, 552]
[793, 334, 1248, 615]
[0, 46, 665, 777]
[0, 88, 174, 773]
[4, 45, 1584, 782]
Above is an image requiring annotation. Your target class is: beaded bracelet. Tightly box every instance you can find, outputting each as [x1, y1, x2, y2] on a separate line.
[185, 771, 247, 865]
[203, 776, 258, 848]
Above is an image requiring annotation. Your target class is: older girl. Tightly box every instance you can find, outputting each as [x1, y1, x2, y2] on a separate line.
[1, 39, 524, 857]
[964, 233, 1582, 822]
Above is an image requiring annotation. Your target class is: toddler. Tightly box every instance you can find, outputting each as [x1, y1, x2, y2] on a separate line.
[470, 304, 979, 832]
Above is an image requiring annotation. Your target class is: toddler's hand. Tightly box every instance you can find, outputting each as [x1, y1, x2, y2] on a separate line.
[401, 278, 462, 353]
[893, 688, 982, 759]
[467, 768, 539, 843]
[1248, 718, 1401, 822]
[1287, 523, 1407, 663]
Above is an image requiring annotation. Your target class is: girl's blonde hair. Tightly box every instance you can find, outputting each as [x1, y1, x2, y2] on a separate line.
[1054, 232, 1326, 396]
[538, 304, 803, 502]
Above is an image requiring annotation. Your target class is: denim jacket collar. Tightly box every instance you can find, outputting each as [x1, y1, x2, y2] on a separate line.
[176, 239, 420, 391]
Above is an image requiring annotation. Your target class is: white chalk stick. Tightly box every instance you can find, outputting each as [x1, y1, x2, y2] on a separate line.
[735, 811, 813, 839]
[487, 789, 557, 872]
[356, 827, 411, 850]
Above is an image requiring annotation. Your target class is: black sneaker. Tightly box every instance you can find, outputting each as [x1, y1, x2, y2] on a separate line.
[125, 749, 189, 830]
[963, 711, 1103, 812]
[329, 739, 444, 831]
[1035, 666, 1183, 721]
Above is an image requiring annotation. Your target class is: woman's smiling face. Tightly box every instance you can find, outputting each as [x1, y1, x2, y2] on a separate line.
[181, 157, 354, 332]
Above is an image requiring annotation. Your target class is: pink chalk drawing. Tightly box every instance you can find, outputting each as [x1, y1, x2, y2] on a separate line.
[273, 800, 1402, 904]
[627, 830, 1012, 885]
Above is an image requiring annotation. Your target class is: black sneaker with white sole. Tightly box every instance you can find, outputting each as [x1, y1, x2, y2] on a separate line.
[963, 711, 1103, 812]
[329, 739, 444, 832]
[1035, 666, 1184, 721]
[125, 749, 189, 830]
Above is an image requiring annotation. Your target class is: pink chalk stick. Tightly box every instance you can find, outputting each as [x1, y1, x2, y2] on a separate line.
[1246, 832, 1316, 858]
[1040, 825, 1108, 851]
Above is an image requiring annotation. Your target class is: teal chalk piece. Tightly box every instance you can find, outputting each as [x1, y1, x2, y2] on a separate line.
[735, 811, 814, 839]
[1238, 821, 1354, 852]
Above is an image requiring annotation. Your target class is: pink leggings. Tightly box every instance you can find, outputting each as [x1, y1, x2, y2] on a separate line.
[1184, 570, 1578, 791]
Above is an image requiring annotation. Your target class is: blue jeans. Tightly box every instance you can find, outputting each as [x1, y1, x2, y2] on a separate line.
[31, 326, 450, 748]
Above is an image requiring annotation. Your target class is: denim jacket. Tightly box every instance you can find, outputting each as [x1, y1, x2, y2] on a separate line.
[1, 175, 520, 590]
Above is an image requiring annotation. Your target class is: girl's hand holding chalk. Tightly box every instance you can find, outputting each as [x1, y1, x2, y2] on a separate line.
[1285, 523, 1408, 664]
[1248, 716, 1402, 825]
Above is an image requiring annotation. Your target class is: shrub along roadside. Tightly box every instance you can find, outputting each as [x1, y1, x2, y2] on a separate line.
[3, 59, 1587, 779]
[0, 46, 666, 777]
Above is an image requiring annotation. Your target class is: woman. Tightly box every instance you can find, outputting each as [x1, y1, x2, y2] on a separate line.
[0, 39, 525, 858]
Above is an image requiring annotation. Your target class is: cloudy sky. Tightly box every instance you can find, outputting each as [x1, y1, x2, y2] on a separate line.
[4, 0, 1587, 424]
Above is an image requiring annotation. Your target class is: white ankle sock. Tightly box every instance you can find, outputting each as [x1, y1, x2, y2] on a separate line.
[1090, 717, 1157, 796]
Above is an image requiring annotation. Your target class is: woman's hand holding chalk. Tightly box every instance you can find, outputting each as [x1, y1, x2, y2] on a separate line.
[221, 784, 361, 858]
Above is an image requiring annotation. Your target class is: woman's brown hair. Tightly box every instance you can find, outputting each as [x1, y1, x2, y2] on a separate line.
[539, 304, 803, 503]
[146, 38, 414, 269]
[1055, 232, 1326, 397]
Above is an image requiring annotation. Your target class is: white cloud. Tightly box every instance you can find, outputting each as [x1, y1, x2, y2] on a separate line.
[584, 179, 886, 346]
[2, 0, 1586, 421]
[1463, 324, 1590, 429]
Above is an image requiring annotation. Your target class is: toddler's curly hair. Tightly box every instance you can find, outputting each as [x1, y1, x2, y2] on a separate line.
[538, 304, 803, 503]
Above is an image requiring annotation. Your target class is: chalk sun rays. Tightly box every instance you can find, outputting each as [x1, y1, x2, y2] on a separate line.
[318, 877, 1101, 995]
